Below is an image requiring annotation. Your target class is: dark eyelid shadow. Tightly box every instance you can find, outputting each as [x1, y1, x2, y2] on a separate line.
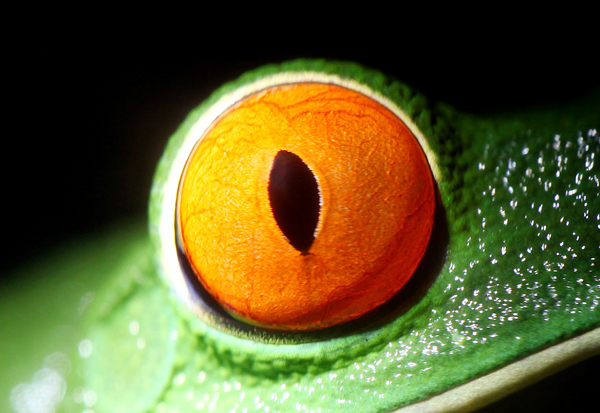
[176, 182, 448, 344]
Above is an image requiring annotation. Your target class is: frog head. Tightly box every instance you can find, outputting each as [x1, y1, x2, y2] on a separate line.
[81, 60, 600, 413]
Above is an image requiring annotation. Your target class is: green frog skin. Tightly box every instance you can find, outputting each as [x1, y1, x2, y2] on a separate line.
[1, 60, 598, 413]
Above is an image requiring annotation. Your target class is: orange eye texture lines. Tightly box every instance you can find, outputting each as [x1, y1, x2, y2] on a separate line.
[178, 83, 435, 331]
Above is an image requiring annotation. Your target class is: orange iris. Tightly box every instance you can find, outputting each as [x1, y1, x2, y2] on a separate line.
[178, 83, 435, 331]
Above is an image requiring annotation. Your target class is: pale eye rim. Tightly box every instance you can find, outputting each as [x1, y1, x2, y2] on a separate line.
[156, 71, 443, 343]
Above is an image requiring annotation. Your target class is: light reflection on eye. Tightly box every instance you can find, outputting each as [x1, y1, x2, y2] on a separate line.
[9, 353, 70, 413]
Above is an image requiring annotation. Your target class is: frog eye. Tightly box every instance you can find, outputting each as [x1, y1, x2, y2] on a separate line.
[158, 76, 439, 332]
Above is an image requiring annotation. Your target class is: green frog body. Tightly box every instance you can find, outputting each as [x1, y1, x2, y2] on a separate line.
[2, 60, 599, 413]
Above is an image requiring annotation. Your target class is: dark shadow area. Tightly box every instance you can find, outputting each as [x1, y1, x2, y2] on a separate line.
[476, 352, 600, 413]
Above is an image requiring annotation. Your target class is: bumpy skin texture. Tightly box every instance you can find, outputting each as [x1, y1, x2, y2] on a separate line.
[2, 60, 598, 413]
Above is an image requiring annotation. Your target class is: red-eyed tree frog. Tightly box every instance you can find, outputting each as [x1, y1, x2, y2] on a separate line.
[1, 60, 599, 413]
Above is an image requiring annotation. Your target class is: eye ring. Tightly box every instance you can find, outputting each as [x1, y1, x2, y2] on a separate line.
[154, 71, 441, 338]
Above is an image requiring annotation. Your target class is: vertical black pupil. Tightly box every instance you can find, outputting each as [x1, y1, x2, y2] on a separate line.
[268, 150, 320, 254]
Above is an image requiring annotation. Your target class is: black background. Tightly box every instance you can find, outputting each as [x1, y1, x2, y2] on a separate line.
[4, 6, 598, 412]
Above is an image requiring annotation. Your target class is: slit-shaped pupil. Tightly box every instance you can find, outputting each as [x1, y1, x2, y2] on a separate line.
[268, 150, 320, 254]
